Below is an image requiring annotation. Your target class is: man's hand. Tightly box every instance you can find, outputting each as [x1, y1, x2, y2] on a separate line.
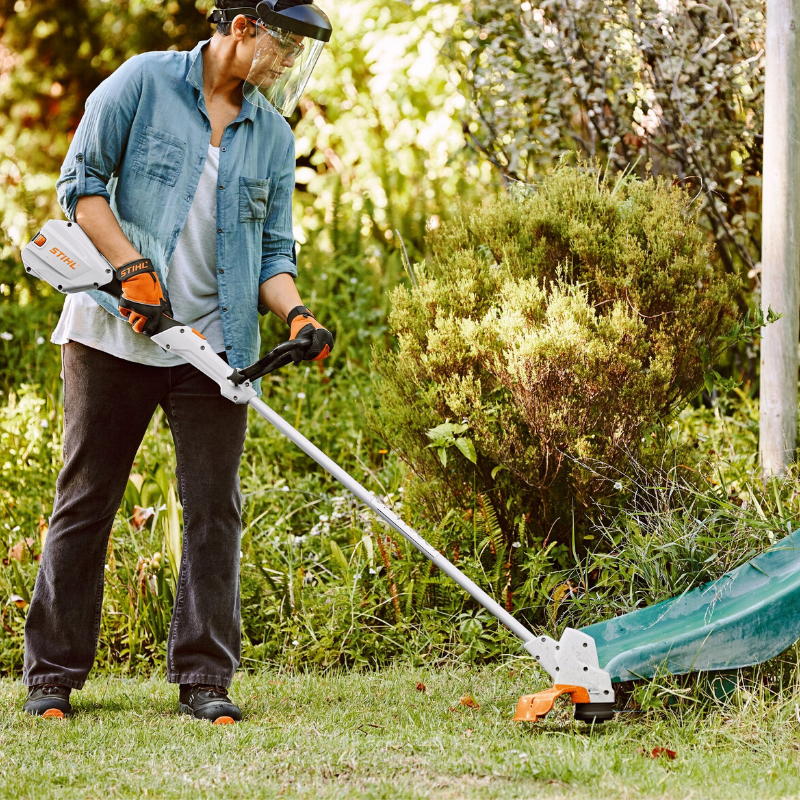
[113, 257, 172, 336]
[287, 305, 334, 362]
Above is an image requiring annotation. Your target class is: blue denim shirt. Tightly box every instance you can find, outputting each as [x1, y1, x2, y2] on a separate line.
[55, 39, 297, 374]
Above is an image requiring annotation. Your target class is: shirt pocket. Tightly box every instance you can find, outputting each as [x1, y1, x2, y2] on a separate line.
[131, 125, 186, 187]
[239, 177, 272, 223]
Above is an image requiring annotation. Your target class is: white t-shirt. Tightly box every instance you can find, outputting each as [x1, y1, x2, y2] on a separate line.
[52, 144, 225, 365]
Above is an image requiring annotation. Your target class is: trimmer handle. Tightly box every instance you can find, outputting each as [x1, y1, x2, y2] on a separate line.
[92, 257, 310, 377]
[229, 335, 313, 384]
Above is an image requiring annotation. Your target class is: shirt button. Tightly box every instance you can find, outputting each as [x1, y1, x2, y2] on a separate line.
[217, 228, 223, 233]
[218, 185, 224, 191]
[227, 345, 232, 350]
[221, 147, 226, 152]
[222, 307, 228, 312]
[219, 268, 224, 274]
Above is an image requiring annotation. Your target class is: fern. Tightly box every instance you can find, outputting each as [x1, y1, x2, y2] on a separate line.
[476, 494, 503, 555]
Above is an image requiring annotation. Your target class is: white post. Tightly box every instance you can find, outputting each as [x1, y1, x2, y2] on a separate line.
[760, 0, 800, 479]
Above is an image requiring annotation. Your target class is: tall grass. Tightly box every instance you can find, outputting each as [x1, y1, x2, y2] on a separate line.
[557, 388, 796, 633]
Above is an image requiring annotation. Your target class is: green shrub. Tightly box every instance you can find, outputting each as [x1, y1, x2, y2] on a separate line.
[372, 163, 739, 567]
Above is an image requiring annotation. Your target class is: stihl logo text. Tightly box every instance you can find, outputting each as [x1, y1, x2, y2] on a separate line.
[49, 247, 78, 270]
[117, 265, 140, 279]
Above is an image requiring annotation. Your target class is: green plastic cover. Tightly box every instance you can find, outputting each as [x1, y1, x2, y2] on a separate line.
[580, 530, 800, 682]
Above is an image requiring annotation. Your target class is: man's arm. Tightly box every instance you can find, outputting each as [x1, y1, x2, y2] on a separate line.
[256, 136, 332, 361]
[76, 194, 170, 334]
[75, 196, 142, 268]
[258, 137, 299, 310]
[57, 58, 170, 335]
[257, 273, 302, 322]
[57, 57, 143, 221]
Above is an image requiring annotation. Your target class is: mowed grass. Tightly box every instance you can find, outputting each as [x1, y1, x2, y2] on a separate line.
[1, 665, 799, 800]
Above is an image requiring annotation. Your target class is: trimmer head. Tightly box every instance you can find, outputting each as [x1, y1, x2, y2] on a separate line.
[514, 629, 616, 724]
[514, 686, 615, 724]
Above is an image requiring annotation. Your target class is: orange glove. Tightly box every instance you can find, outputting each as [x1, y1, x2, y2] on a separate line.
[113, 257, 172, 336]
[287, 305, 334, 362]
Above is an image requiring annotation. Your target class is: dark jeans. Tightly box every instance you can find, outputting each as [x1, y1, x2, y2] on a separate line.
[23, 342, 248, 690]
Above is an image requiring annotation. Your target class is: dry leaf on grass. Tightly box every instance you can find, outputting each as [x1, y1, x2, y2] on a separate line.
[132, 505, 154, 531]
[463, 728, 473, 738]
[460, 694, 480, 709]
[416, 682, 427, 693]
[8, 538, 35, 562]
[2, 595, 29, 635]
[638, 746, 676, 760]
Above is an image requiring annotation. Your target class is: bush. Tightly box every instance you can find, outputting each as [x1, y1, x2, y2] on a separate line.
[372, 163, 739, 569]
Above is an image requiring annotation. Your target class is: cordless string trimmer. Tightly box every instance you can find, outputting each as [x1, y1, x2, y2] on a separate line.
[22, 219, 616, 723]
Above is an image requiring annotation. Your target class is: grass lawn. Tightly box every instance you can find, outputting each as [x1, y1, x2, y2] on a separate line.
[1, 666, 799, 799]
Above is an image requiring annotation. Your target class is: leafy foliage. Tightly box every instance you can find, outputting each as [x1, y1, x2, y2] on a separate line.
[448, 0, 764, 275]
[372, 162, 739, 561]
[291, 0, 475, 261]
[0, 0, 783, 682]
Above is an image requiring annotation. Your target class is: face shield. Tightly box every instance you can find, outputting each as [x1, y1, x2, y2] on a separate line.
[209, 1, 332, 117]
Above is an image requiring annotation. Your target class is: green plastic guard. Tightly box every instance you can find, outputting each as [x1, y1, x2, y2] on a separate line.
[580, 530, 800, 682]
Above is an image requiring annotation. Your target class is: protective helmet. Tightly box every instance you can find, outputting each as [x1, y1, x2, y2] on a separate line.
[208, 0, 332, 116]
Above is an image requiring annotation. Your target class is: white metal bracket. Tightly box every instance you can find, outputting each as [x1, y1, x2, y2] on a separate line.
[523, 628, 614, 703]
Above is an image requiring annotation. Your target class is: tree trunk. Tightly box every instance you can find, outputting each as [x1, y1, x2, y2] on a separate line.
[760, 0, 800, 480]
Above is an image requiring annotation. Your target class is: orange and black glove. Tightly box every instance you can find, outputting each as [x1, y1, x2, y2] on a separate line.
[113, 257, 172, 336]
[287, 305, 334, 362]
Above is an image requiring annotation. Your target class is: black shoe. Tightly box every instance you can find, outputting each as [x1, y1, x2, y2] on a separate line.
[179, 684, 241, 724]
[24, 684, 72, 718]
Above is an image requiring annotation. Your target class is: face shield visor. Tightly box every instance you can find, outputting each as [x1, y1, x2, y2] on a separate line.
[209, 1, 332, 117]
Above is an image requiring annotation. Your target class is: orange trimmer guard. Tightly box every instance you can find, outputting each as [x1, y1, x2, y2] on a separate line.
[514, 684, 591, 722]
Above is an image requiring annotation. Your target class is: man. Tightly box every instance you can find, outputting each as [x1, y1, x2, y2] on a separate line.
[22, 0, 333, 723]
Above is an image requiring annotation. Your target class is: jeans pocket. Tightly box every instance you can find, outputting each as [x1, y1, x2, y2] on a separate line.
[238, 176, 272, 223]
[132, 125, 186, 187]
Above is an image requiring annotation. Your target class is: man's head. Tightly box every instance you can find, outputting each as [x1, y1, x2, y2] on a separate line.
[207, 0, 332, 116]
[213, 13, 299, 89]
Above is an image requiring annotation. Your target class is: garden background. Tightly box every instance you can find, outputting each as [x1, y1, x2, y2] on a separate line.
[3, 3, 800, 795]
